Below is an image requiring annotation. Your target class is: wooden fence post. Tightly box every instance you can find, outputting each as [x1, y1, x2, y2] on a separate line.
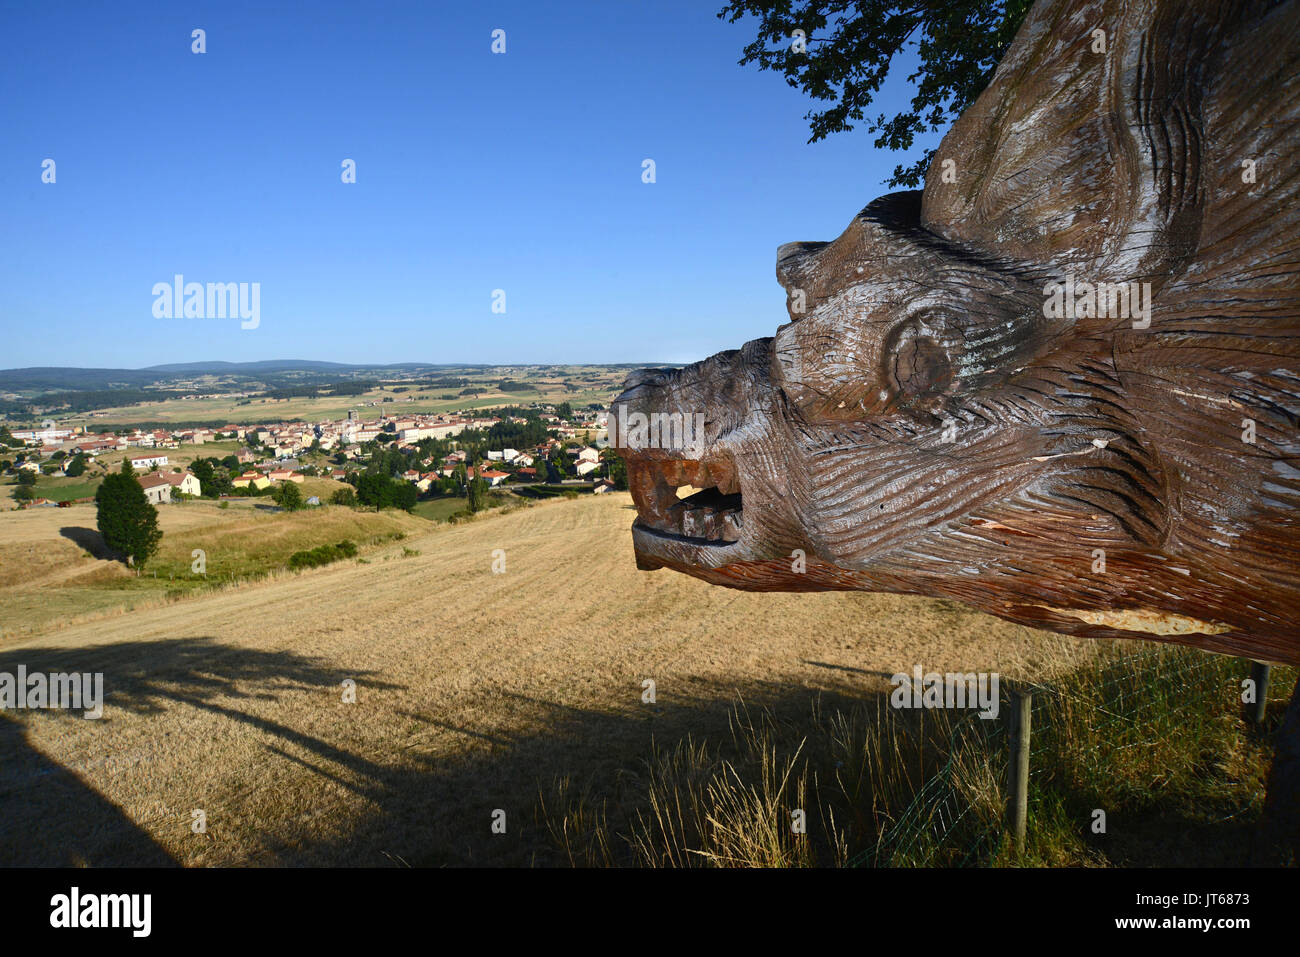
[1249, 661, 1271, 725]
[1005, 688, 1032, 850]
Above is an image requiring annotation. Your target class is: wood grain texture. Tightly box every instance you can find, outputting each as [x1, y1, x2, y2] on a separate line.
[612, 0, 1300, 668]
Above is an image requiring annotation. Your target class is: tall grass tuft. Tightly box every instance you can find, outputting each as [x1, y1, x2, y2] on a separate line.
[539, 648, 1296, 867]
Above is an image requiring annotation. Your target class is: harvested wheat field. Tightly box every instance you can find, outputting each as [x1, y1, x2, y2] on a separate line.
[0, 493, 1104, 866]
[0, 499, 428, 640]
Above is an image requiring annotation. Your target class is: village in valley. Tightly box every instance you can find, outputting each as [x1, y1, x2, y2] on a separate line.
[0, 365, 642, 643]
[0, 363, 639, 523]
[4, 405, 619, 511]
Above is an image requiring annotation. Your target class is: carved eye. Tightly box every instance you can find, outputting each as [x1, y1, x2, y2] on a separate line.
[883, 317, 958, 415]
[773, 307, 968, 423]
[892, 335, 952, 398]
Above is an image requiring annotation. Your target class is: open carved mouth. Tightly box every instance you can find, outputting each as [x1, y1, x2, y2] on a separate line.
[628, 457, 743, 546]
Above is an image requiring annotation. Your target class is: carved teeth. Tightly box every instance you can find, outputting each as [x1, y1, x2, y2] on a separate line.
[663, 460, 689, 486]
[709, 459, 740, 496]
[666, 487, 744, 543]
[627, 454, 743, 544]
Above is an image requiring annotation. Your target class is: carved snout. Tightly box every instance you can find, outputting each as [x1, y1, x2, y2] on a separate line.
[613, 339, 773, 456]
[775, 240, 829, 292]
[613, 340, 779, 562]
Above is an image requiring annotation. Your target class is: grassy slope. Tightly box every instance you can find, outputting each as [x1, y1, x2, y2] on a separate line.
[0, 493, 1285, 867]
[0, 499, 429, 638]
[0, 492, 1107, 866]
[410, 496, 469, 522]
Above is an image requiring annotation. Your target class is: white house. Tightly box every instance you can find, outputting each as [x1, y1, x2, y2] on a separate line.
[470, 468, 510, 488]
[130, 454, 169, 470]
[137, 470, 199, 503]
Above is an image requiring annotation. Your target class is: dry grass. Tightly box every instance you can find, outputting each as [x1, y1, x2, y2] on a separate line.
[0, 499, 428, 639]
[539, 648, 1295, 868]
[1, 493, 1120, 866]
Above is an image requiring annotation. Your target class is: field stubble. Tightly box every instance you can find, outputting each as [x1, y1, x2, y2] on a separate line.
[0, 493, 1195, 866]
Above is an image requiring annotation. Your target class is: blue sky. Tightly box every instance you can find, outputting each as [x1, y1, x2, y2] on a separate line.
[0, 0, 943, 369]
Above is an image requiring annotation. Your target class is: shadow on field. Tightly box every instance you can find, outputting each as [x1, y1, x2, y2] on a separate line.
[0, 637, 398, 867]
[259, 676, 888, 867]
[59, 526, 114, 560]
[0, 637, 1289, 867]
[0, 635, 891, 866]
[0, 715, 175, 866]
[801, 659, 898, 680]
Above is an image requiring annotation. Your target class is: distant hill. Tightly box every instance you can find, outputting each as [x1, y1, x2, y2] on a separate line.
[0, 361, 462, 393]
[142, 359, 364, 373]
[0, 367, 174, 392]
[0, 359, 671, 394]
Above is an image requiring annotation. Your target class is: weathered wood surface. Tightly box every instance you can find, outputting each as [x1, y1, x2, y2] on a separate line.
[613, 0, 1300, 669]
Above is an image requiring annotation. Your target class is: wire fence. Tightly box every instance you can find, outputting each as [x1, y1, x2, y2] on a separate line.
[853, 644, 1291, 867]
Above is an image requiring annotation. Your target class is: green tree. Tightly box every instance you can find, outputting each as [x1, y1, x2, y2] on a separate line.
[331, 487, 357, 507]
[272, 480, 305, 511]
[717, 0, 1033, 187]
[17, 470, 36, 486]
[390, 481, 417, 511]
[549, 449, 568, 481]
[13, 484, 36, 503]
[355, 472, 416, 511]
[356, 472, 387, 507]
[191, 458, 216, 494]
[603, 450, 629, 491]
[64, 453, 88, 477]
[555, 401, 573, 421]
[94, 460, 161, 566]
[190, 458, 234, 498]
[467, 476, 488, 512]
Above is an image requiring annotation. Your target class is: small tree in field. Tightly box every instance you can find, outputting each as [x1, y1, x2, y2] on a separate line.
[467, 476, 488, 513]
[95, 460, 161, 567]
[272, 480, 305, 511]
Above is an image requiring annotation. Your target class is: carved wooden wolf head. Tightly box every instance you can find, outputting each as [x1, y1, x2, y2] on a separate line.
[612, 0, 1300, 665]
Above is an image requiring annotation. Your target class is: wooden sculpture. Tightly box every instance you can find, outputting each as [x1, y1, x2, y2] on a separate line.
[612, 0, 1300, 854]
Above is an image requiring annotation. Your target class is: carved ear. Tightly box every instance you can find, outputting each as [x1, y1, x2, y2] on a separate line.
[920, 0, 1235, 287]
